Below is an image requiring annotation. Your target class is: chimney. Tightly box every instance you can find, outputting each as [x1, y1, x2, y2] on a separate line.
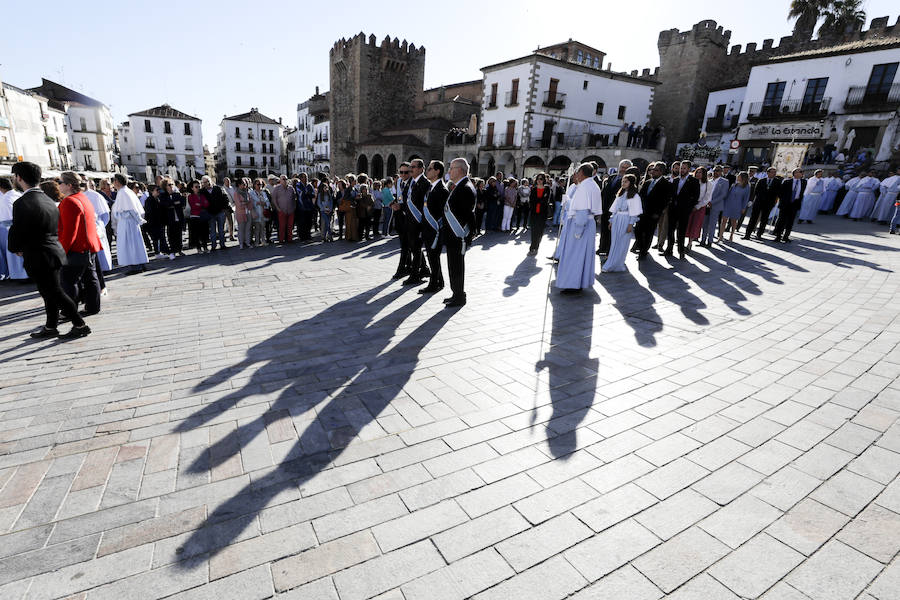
[315, 86, 319, 95]
[278, 117, 282, 124]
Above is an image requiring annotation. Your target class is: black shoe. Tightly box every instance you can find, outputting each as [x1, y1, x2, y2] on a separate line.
[30, 326, 59, 339]
[772, 237, 782, 243]
[444, 297, 466, 307]
[391, 270, 409, 280]
[678, 252, 685, 260]
[402, 277, 423, 286]
[663, 250, 673, 257]
[78, 310, 100, 318]
[637, 253, 648, 261]
[59, 325, 91, 340]
[783, 238, 791, 243]
[418, 285, 443, 294]
[559, 288, 581, 296]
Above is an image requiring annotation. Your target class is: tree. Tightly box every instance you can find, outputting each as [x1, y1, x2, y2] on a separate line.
[820, 0, 867, 36]
[788, 0, 830, 38]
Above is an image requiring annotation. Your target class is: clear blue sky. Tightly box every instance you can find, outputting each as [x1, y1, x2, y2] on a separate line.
[3, 0, 896, 145]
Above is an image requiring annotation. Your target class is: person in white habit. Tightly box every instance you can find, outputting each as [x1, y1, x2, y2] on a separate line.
[554, 163, 603, 294]
[601, 173, 642, 273]
[111, 174, 149, 274]
[0, 177, 27, 280]
[83, 178, 113, 295]
[797, 169, 825, 224]
[873, 167, 899, 224]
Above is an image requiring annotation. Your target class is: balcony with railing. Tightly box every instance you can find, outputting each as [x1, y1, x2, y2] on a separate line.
[314, 153, 329, 161]
[445, 132, 478, 146]
[504, 91, 519, 107]
[80, 142, 94, 151]
[542, 91, 566, 109]
[747, 97, 831, 120]
[486, 97, 498, 110]
[479, 133, 521, 149]
[844, 83, 900, 112]
[704, 114, 739, 133]
[145, 141, 155, 149]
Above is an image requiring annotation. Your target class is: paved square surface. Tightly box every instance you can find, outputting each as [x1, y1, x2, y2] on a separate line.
[0, 216, 897, 599]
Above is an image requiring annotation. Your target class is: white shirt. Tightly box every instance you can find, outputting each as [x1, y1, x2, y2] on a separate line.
[695, 181, 710, 210]
[0, 189, 22, 222]
[611, 192, 643, 217]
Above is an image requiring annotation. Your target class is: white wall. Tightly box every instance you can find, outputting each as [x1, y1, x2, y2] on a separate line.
[4, 86, 47, 166]
[127, 114, 204, 178]
[219, 118, 285, 174]
[480, 61, 532, 145]
[704, 86, 746, 126]
[739, 47, 900, 122]
[67, 104, 115, 172]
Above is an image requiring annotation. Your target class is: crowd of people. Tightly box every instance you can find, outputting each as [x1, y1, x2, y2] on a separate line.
[0, 152, 895, 338]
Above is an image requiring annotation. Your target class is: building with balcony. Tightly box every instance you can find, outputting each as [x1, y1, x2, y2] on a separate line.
[475, 39, 661, 178]
[0, 82, 71, 171]
[28, 78, 114, 173]
[731, 37, 900, 168]
[216, 108, 285, 180]
[289, 88, 330, 176]
[117, 104, 204, 181]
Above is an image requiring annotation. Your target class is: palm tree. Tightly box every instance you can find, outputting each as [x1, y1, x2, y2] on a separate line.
[788, 0, 831, 38]
[820, 0, 867, 36]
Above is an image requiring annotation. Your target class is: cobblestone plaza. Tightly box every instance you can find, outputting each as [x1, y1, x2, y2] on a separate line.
[0, 218, 897, 599]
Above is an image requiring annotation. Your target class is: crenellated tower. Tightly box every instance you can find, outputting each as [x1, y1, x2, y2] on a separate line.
[329, 33, 426, 176]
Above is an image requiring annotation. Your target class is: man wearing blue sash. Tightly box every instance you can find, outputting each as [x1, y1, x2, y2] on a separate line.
[441, 158, 476, 308]
[420, 160, 449, 295]
[401, 159, 431, 286]
[391, 163, 413, 280]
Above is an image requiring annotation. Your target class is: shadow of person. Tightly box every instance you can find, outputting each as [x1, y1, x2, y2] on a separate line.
[502, 255, 545, 297]
[174, 282, 453, 565]
[640, 260, 710, 327]
[595, 270, 662, 347]
[790, 238, 894, 272]
[535, 287, 601, 458]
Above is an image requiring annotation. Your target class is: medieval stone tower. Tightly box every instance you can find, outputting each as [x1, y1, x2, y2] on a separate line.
[329, 33, 426, 176]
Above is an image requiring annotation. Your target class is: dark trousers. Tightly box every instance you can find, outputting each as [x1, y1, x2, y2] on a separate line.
[406, 220, 426, 277]
[31, 265, 84, 329]
[336, 212, 345, 238]
[94, 254, 105, 291]
[62, 252, 101, 314]
[167, 221, 183, 254]
[444, 235, 465, 299]
[140, 224, 154, 254]
[423, 230, 444, 289]
[296, 210, 313, 240]
[513, 204, 528, 228]
[393, 210, 411, 276]
[473, 207, 485, 234]
[371, 210, 382, 236]
[744, 199, 776, 238]
[665, 207, 691, 255]
[148, 225, 169, 255]
[635, 214, 660, 255]
[529, 216, 546, 251]
[773, 202, 799, 240]
[598, 212, 612, 254]
[359, 216, 371, 240]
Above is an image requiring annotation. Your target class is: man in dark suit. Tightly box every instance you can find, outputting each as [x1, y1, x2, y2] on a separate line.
[743, 167, 781, 240]
[635, 162, 672, 259]
[773, 168, 807, 243]
[663, 160, 700, 259]
[598, 159, 631, 255]
[441, 158, 476, 308]
[7, 162, 90, 339]
[419, 160, 449, 294]
[391, 162, 412, 279]
[402, 159, 431, 286]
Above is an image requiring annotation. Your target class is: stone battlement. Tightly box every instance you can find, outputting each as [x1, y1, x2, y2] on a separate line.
[330, 32, 425, 62]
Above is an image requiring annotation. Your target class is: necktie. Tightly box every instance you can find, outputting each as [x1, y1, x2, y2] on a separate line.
[648, 179, 657, 193]
[794, 180, 799, 199]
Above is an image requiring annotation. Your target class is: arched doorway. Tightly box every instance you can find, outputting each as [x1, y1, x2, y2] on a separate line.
[523, 155, 546, 179]
[581, 155, 608, 175]
[548, 155, 572, 174]
[631, 157, 650, 174]
[248, 169, 259, 180]
[371, 154, 384, 179]
[500, 152, 516, 177]
[356, 154, 368, 175]
[387, 154, 397, 177]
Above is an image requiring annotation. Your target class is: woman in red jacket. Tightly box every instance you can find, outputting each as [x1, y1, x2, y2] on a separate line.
[187, 180, 210, 253]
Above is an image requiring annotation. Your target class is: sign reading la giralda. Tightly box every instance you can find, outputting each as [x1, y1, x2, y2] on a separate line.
[737, 122, 828, 141]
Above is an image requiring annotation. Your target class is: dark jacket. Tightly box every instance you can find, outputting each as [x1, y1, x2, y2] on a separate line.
[202, 185, 229, 215]
[159, 191, 186, 226]
[779, 177, 807, 209]
[601, 175, 622, 214]
[528, 185, 551, 219]
[144, 194, 164, 229]
[423, 180, 449, 242]
[638, 176, 672, 218]
[7, 188, 67, 272]
[442, 177, 477, 244]
[754, 176, 782, 206]
[405, 175, 430, 225]
[671, 175, 701, 212]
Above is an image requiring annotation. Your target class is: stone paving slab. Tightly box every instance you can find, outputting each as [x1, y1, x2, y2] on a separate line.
[0, 216, 897, 599]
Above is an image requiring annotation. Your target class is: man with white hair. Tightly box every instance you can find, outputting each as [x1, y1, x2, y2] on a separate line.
[556, 163, 603, 293]
[441, 158, 476, 307]
[598, 159, 631, 255]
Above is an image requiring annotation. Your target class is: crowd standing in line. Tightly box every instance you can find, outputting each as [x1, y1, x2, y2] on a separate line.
[1, 152, 897, 339]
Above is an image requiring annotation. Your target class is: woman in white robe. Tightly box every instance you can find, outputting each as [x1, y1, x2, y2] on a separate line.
[602, 174, 642, 273]
[111, 177, 149, 273]
[797, 170, 825, 223]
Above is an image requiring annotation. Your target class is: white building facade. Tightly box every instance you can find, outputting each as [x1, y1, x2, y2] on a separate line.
[118, 104, 203, 181]
[1, 83, 71, 171]
[700, 86, 746, 163]
[732, 40, 900, 167]
[476, 41, 661, 177]
[216, 108, 285, 179]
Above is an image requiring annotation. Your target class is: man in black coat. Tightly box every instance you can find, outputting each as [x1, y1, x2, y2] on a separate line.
[391, 162, 413, 279]
[743, 167, 781, 240]
[7, 162, 90, 339]
[772, 168, 807, 243]
[635, 162, 672, 259]
[663, 160, 701, 259]
[597, 159, 631, 255]
[402, 159, 431, 286]
[420, 160, 449, 294]
[201, 175, 230, 250]
[441, 158, 476, 308]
